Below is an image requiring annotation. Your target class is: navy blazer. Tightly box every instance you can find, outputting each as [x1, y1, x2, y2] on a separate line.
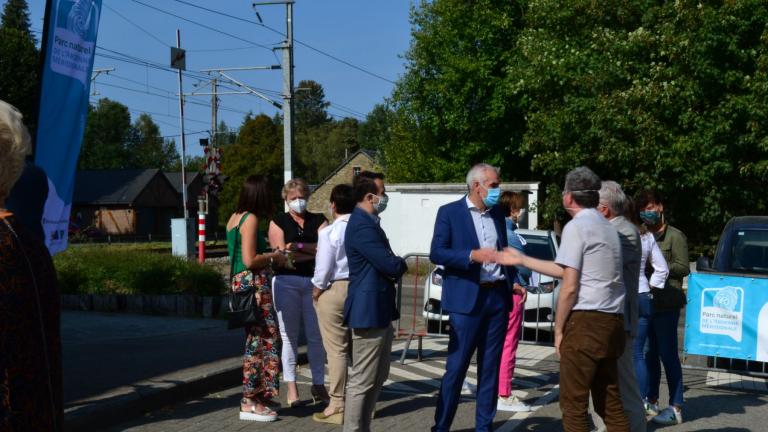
[430, 197, 516, 314]
[344, 207, 408, 329]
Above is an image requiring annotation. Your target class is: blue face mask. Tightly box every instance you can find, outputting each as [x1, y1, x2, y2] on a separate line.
[482, 186, 501, 207]
[639, 210, 661, 225]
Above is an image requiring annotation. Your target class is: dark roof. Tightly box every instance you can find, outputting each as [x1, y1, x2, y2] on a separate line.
[164, 171, 200, 195]
[73, 169, 164, 205]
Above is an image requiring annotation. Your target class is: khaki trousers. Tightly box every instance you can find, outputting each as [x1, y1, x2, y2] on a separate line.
[590, 335, 647, 432]
[560, 311, 629, 432]
[343, 326, 394, 432]
[314, 280, 350, 410]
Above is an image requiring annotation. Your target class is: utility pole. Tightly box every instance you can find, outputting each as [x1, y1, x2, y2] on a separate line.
[254, 0, 295, 185]
[282, 1, 294, 185]
[211, 77, 217, 146]
[174, 29, 189, 219]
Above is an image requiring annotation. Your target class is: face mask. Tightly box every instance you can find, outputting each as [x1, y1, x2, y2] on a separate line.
[639, 210, 661, 225]
[371, 194, 388, 214]
[288, 198, 307, 214]
[482, 186, 501, 208]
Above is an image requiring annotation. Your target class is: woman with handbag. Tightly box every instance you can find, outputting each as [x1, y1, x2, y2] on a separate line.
[227, 175, 287, 422]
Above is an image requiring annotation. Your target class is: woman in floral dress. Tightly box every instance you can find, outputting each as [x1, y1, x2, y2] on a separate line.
[226, 175, 287, 422]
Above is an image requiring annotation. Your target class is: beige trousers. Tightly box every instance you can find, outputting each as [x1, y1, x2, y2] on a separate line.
[314, 280, 350, 410]
[343, 326, 393, 432]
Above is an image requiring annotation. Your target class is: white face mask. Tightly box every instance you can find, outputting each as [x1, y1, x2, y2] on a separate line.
[288, 198, 307, 214]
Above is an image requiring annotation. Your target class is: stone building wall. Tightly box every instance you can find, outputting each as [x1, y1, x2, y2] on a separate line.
[307, 152, 381, 220]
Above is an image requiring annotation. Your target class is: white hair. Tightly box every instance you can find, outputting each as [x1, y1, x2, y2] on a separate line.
[465, 163, 500, 188]
[599, 180, 628, 215]
[0, 100, 32, 204]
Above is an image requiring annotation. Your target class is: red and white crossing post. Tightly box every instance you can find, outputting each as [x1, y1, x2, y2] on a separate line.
[197, 197, 206, 263]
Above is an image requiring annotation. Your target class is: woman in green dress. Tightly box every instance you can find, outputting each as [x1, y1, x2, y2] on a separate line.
[227, 175, 286, 422]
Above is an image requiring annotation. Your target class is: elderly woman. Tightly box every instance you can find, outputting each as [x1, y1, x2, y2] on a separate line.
[268, 178, 329, 407]
[0, 99, 63, 431]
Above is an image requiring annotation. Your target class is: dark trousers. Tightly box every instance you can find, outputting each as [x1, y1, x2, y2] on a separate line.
[433, 285, 508, 432]
[560, 311, 629, 432]
[646, 309, 684, 406]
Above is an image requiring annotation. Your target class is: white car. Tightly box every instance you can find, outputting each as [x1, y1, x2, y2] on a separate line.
[422, 229, 560, 332]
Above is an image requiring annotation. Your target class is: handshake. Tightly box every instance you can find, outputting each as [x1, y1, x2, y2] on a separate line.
[471, 247, 525, 266]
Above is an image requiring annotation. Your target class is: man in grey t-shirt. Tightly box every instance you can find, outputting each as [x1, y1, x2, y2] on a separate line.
[499, 167, 629, 431]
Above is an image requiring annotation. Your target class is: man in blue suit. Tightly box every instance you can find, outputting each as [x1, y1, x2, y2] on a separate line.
[431, 163, 517, 431]
[343, 174, 408, 432]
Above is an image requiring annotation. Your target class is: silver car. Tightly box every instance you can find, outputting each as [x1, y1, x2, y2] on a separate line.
[422, 229, 560, 333]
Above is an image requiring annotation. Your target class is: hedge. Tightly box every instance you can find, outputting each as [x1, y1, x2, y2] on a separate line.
[54, 246, 227, 296]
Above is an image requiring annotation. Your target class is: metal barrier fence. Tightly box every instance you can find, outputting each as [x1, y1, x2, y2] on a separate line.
[395, 253, 557, 363]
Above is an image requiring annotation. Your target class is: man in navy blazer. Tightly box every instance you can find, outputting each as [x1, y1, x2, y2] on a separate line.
[431, 163, 517, 432]
[343, 173, 408, 432]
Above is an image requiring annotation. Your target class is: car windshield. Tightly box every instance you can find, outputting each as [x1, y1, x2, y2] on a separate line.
[729, 229, 768, 274]
[519, 233, 555, 261]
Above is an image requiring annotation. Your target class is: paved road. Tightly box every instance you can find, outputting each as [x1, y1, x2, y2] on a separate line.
[106, 334, 768, 432]
[107, 337, 560, 431]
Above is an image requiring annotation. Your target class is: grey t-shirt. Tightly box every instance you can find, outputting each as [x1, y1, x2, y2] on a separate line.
[555, 208, 625, 314]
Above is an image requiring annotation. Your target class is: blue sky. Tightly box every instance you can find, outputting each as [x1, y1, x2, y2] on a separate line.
[16, 0, 412, 157]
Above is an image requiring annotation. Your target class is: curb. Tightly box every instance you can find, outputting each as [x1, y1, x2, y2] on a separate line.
[64, 350, 309, 431]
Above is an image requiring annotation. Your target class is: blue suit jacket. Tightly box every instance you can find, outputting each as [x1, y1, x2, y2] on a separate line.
[344, 207, 408, 329]
[430, 197, 516, 314]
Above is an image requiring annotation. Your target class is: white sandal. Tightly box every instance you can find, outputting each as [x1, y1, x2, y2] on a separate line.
[240, 401, 278, 422]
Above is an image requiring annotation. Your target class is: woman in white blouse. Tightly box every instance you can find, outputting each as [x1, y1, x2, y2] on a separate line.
[310, 184, 357, 425]
[630, 207, 670, 411]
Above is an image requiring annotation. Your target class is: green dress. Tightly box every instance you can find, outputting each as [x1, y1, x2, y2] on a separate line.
[226, 212, 281, 401]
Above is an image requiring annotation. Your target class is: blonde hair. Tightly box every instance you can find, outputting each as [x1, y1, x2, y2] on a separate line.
[0, 100, 32, 204]
[281, 178, 310, 200]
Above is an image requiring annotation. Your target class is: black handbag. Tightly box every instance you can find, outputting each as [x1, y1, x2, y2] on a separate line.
[227, 224, 265, 329]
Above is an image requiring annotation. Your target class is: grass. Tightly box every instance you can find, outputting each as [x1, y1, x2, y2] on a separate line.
[55, 245, 227, 296]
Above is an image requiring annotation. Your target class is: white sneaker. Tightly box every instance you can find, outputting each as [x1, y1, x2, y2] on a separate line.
[461, 379, 477, 396]
[497, 394, 531, 412]
[644, 401, 659, 417]
[652, 406, 683, 425]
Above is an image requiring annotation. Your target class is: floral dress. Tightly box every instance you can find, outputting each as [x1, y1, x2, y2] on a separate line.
[227, 213, 281, 401]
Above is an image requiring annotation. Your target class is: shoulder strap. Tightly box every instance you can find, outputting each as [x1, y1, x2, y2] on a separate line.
[230, 212, 251, 279]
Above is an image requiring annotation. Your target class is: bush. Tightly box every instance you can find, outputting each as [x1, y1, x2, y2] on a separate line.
[54, 246, 226, 296]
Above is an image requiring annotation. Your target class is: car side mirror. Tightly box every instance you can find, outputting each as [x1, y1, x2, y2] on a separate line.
[696, 256, 712, 272]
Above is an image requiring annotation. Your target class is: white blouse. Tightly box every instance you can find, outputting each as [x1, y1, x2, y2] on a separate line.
[639, 232, 669, 293]
[311, 214, 350, 290]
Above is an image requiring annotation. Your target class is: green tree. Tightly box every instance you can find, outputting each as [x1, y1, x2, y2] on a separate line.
[358, 103, 394, 151]
[125, 113, 180, 170]
[78, 99, 132, 170]
[387, 0, 529, 182]
[218, 114, 283, 224]
[296, 118, 359, 183]
[510, 0, 768, 246]
[294, 79, 330, 130]
[0, 0, 39, 132]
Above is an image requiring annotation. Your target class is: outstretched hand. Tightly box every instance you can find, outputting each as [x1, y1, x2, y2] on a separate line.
[498, 247, 525, 266]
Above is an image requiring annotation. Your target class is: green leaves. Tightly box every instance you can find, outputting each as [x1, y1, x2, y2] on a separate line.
[389, 0, 768, 247]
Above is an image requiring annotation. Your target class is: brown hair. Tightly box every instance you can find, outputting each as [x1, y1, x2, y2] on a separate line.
[236, 175, 274, 218]
[499, 191, 526, 216]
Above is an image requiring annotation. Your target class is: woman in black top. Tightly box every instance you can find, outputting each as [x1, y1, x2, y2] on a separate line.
[268, 178, 330, 407]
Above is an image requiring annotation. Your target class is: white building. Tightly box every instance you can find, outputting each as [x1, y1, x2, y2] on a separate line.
[380, 182, 540, 256]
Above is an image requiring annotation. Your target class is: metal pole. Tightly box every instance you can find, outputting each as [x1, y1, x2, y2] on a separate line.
[282, 1, 294, 185]
[177, 29, 189, 219]
[211, 77, 217, 146]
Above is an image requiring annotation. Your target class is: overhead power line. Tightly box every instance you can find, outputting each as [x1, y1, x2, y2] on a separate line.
[168, 0, 397, 84]
[103, 2, 169, 48]
[129, 0, 276, 53]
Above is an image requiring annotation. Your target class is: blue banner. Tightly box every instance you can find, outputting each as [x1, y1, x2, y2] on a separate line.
[35, 0, 102, 254]
[685, 272, 768, 362]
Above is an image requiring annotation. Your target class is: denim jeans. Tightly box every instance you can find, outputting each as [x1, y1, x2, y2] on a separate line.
[646, 308, 685, 406]
[633, 292, 653, 399]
